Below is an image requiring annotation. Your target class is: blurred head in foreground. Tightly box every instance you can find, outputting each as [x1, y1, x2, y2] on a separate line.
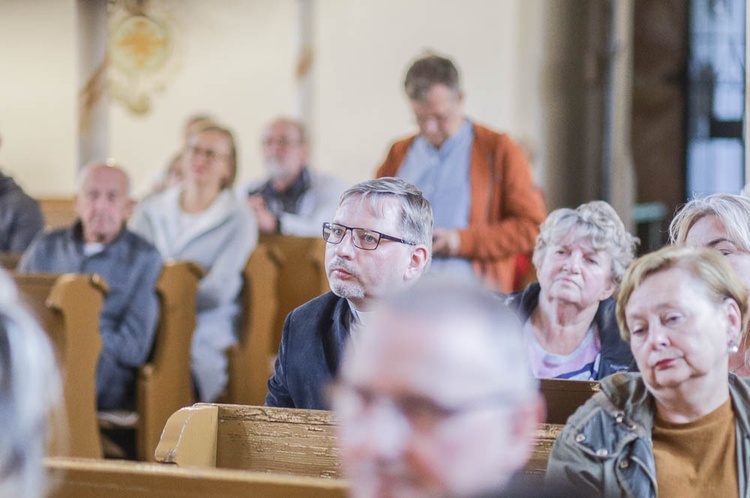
[333, 274, 543, 498]
[0, 271, 61, 498]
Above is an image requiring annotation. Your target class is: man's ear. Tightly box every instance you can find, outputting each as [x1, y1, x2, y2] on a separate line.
[403, 245, 429, 282]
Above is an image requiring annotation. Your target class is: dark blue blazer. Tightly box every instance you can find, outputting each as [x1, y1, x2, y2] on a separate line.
[265, 291, 352, 409]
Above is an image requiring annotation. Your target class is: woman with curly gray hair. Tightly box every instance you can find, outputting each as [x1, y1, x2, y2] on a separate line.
[504, 200, 639, 380]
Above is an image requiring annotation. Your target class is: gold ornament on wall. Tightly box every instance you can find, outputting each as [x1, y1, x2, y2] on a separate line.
[107, 0, 182, 115]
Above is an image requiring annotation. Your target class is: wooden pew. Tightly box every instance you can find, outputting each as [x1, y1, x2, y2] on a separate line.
[46, 457, 348, 498]
[540, 378, 599, 424]
[156, 404, 340, 478]
[225, 235, 329, 406]
[526, 424, 564, 481]
[0, 252, 21, 270]
[38, 196, 77, 230]
[226, 244, 279, 406]
[154, 403, 564, 481]
[99, 261, 204, 462]
[14, 273, 107, 458]
[264, 235, 329, 349]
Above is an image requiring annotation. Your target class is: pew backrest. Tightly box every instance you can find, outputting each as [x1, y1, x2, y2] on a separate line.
[46, 457, 348, 498]
[540, 378, 599, 424]
[526, 423, 564, 481]
[136, 260, 204, 461]
[156, 404, 340, 479]
[0, 252, 20, 270]
[38, 197, 77, 230]
[14, 272, 107, 458]
[156, 403, 565, 481]
[226, 244, 279, 405]
[226, 236, 329, 406]
[266, 235, 329, 347]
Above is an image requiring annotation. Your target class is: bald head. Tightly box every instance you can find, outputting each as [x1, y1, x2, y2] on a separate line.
[75, 162, 133, 244]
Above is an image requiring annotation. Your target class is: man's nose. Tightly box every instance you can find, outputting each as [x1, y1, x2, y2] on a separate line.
[355, 400, 410, 460]
[421, 119, 438, 135]
[334, 229, 357, 258]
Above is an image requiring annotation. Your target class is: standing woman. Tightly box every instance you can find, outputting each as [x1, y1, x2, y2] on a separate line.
[670, 193, 750, 375]
[547, 246, 750, 497]
[131, 124, 258, 402]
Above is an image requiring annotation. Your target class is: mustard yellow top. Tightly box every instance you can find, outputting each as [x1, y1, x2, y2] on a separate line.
[653, 398, 738, 498]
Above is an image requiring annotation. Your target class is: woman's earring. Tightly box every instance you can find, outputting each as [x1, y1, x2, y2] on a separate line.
[728, 341, 740, 354]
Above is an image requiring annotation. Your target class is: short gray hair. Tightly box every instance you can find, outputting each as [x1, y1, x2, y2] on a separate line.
[533, 201, 639, 285]
[0, 271, 61, 498]
[340, 177, 433, 255]
[669, 193, 750, 253]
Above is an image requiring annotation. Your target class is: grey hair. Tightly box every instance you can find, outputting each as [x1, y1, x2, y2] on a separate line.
[366, 273, 537, 401]
[404, 53, 461, 101]
[76, 160, 132, 197]
[339, 177, 433, 255]
[0, 271, 61, 498]
[533, 200, 639, 285]
[266, 116, 307, 144]
[669, 193, 750, 254]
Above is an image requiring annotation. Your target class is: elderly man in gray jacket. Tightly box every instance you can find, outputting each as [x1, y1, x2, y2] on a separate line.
[19, 161, 162, 410]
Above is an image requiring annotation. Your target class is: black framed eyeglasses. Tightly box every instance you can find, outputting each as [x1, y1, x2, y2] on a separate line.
[322, 222, 416, 251]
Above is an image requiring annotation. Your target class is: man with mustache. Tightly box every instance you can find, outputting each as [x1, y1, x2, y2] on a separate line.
[19, 161, 162, 411]
[265, 177, 432, 409]
[240, 117, 346, 236]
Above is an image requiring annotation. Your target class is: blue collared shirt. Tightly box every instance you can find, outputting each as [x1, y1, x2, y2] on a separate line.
[398, 119, 475, 276]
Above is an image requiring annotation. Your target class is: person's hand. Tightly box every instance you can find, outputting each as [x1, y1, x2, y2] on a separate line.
[432, 228, 461, 256]
[247, 195, 279, 233]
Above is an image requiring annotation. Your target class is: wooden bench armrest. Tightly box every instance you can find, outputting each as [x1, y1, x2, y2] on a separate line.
[154, 404, 218, 467]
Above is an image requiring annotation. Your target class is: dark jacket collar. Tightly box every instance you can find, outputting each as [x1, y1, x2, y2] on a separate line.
[503, 282, 635, 377]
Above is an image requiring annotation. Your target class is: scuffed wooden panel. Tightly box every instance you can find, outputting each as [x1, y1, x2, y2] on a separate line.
[525, 423, 564, 481]
[215, 405, 341, 479]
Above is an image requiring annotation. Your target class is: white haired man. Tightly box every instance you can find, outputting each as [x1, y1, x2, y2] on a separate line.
[20, 162, 162, 410]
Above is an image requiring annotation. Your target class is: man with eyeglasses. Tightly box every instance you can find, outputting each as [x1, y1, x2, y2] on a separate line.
[332, 274, 547, 498]
[376, 53, 546, 293]
[239, 117, 346, 236]
[265, 177, 432, 409]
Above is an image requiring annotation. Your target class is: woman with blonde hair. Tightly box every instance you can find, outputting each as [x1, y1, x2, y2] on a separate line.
[670, 193, 750, 375]
[547, 246, 750, 497]
[131, 124, 257, 402]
